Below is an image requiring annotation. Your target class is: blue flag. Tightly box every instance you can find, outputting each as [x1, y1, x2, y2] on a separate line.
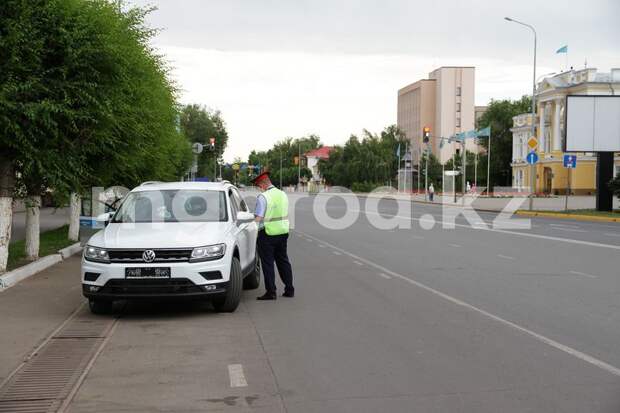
[477, 126, 491, 137]
[556, 45, 568, 54]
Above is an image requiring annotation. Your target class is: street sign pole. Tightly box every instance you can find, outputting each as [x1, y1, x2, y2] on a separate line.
[565, 166, 571, 211]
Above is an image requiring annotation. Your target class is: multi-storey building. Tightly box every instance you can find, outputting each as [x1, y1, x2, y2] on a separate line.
[397, 67, 476, 165]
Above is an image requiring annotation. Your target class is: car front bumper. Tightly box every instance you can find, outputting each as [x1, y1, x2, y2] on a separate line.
[82, 279, 228, 300]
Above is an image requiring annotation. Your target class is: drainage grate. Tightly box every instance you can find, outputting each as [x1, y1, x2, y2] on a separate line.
[0, 310, 117, 412]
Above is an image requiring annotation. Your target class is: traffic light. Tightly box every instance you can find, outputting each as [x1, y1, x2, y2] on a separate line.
[209, 137, 215, 151]
[422, 126, 431, 143]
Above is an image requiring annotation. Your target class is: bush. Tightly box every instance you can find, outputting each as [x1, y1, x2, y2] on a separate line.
[351, 182, 382, 193]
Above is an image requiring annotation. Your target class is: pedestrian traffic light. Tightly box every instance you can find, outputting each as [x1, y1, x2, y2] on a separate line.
[422, 126, 431, 143]
[209, 137, 215, 151]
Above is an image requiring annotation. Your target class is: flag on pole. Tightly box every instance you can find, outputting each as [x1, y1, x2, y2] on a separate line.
[556, 45, 568, 54]
[396, 143, 401, 157]
[476, 126, 491, 137]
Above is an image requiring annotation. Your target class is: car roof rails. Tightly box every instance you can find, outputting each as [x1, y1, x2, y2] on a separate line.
[139, 181, 163, 186]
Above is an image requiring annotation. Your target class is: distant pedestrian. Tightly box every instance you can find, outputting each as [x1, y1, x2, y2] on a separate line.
[466, 181, 471, 193]
[428, 183, 435, 202]
[252, 171, 295, 300]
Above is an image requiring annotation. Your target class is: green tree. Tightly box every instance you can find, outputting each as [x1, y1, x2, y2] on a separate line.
[476, 96, 531, 190]
[180, 104, 228, 180]
[319, 125, 406, 189]
[609, 173, 620, 202]
[0, 0, 191, 269]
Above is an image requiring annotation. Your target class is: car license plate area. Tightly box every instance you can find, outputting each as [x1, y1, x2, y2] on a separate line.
[125, 267, 171, 278]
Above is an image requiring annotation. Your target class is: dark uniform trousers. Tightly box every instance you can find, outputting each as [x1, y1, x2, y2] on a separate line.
[257, 230, 294, 294]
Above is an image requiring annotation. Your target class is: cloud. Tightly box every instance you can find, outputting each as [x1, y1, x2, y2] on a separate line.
[164, 46, 557, 161]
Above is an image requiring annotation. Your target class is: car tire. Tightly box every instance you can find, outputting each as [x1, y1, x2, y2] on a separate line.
[213, 256, 242, 312]
[89, 299, 113, 315]
[243, 256, 261, 290]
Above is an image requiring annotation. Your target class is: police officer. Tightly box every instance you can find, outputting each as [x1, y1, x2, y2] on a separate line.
[252, 171, 294, 300]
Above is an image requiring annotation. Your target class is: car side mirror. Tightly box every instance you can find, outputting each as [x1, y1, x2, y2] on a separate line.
[96, 212, 114, 227]
[236, 211, 254, 224]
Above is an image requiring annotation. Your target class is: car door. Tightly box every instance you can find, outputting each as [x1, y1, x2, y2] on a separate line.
[229, 189, 252, 271]
[234, 188, 258, 264]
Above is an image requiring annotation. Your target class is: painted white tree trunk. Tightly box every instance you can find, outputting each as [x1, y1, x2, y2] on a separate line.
[25, 195, 41, 260]
[68, 193, 81, 242]
[0, 197, 12, 273]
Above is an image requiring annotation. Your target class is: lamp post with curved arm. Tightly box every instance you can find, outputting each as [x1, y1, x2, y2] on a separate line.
[505, 17, 537, 210]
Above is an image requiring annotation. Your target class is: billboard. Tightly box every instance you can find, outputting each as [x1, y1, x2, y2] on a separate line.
[565, 95, 620, 152]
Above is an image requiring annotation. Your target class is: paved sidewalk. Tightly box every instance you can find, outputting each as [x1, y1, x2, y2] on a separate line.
[0, 256, 83, 384]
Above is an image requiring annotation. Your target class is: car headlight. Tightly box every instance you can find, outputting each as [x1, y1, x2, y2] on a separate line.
[84, 245, 110, 263]
[190, 244, 226, 262]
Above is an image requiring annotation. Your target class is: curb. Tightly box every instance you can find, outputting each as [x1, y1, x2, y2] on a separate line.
[0, 242, 83, 292]
[515, 210, 620, 223]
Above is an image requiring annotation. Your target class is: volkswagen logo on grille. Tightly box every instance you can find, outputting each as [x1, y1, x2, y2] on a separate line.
[142, 250, 156, 263]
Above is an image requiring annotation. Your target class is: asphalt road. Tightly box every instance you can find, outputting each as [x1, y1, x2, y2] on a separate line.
[3, 195, 619, 412]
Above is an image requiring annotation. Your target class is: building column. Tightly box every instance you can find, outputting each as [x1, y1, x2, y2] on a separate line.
[539, 103, 546, 153]
[553, 99, 561, 152]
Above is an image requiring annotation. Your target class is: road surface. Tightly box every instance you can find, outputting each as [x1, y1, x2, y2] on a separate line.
[1, 195, 619, 412]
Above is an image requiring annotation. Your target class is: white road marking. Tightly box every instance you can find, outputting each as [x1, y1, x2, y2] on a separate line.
[550, 223, 582, 229]
[353, 260, 364, 266]
[603, 232, 620, 237]
[305, 238, 313, 242]
[569, 270, 597, 279]
[332, 251, 342, 255]
[448, 243, 461, 248]
[351, 209, 620, 251]
[318, 244, 326, 248]
[551, 227, 587, 233]
[228, 364, 248, 387]
[497, 254, 515, 260]
[296, 230, 620, 378]
[378, 272, 392, 279]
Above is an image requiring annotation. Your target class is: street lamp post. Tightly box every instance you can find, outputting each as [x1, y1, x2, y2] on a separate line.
[505, 16, 537, 210]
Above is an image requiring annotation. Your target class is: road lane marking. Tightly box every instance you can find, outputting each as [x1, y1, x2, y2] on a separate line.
[569, 270, 597, 279]
[603, 233, 620, 237]
[318, 244, 326, 248]
[228, 364, 248, 388]
[551, 227, 587, 233]
[332, 251, 342, 255]
[295, 230, 620, 378]
[448, 243, 461, 248]
[550, 223, 582, 229]
[350, 209, 620, 251]
[497, 254, 515, 260]
[353, 260, 364, 266]
[378, 272, 392, 279]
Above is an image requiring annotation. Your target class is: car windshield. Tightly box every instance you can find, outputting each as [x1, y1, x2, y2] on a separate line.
[111, 189, 227, 223]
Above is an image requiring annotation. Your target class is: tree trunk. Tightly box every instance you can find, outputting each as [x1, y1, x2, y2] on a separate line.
[25, 195, 41, 260]
[0, 160, 14, 273]
[68, 192, 81, 242]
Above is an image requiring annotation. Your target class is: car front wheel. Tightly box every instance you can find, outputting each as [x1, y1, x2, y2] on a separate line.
[89, 299, 113, 315]
[243, 256, 261, 290]
[212, 256, 242, 312]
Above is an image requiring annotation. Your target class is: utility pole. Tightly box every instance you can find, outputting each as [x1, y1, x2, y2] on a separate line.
[280, 151, 283, 188]
[298, 143, 301, 192]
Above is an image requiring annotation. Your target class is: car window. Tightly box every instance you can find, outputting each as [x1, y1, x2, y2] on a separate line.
[231, 188, 247, 212]
[111, 190, 227, 223]
[228, 190, 240, 218]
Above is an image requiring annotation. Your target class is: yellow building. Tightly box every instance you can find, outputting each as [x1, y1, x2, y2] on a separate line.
[511, 68, 620, 195]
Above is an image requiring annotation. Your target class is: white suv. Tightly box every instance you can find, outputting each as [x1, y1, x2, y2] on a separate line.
[81, 181, 260, 314]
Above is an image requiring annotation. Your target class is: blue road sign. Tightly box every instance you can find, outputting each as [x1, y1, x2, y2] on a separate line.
[526, 151, 538, 165]
[563, 154, 577, 168]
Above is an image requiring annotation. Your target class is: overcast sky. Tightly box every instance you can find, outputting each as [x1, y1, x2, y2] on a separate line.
[128, 0, 619, 161]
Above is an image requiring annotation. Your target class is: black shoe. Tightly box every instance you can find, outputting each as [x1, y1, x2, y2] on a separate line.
[282, 290, 295, 298]
[257, 292, 276, 301]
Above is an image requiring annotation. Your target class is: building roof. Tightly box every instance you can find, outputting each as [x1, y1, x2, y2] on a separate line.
[304, 146, 333, 160]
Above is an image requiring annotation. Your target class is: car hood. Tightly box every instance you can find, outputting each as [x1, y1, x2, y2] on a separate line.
[88, 222, 232, 249]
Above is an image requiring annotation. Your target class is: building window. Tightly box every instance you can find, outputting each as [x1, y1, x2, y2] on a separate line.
[456, 87, 461, 96]
[456, 118, 461, 127]
[456, 103, 461, 112]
